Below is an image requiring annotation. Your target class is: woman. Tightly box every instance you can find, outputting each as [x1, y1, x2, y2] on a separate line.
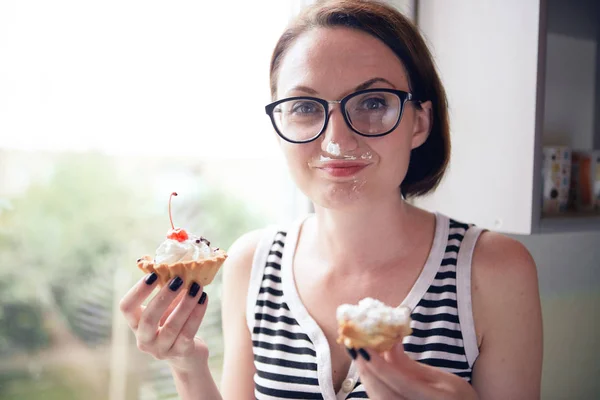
[119, 1, 543, 398]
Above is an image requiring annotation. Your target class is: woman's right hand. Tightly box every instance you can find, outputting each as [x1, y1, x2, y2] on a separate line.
[119, 272, 210, 374]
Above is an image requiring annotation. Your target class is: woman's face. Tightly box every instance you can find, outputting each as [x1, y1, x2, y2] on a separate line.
[275, 27, 431, 210]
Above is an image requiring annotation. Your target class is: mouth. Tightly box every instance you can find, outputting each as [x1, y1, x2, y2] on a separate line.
[314, 161, 370, 178]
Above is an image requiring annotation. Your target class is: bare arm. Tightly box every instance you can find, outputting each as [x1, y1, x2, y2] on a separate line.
[220, 230, 263, 400]
[119, 276, 222, 400]
[170, 333, 221, 400]
[471, 232, 543, 399]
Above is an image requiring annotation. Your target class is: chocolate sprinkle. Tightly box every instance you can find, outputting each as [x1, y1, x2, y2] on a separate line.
[136, 258, 142, 263]
[200, 237, 210, 246]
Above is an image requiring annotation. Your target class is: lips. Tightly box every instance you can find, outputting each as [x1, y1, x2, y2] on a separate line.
[315, 161, 370, 178]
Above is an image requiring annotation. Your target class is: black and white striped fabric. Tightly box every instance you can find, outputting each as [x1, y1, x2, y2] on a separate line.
[246, 213, 483, 400]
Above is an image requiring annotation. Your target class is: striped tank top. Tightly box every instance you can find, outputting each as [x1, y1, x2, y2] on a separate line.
[246, 213, 483, 399]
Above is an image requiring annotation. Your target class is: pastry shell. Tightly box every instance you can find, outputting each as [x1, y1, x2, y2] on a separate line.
[336, 319, 412, 353]
[137, 249, 227, 288]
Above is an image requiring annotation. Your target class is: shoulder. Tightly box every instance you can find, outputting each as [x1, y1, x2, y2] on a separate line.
[471, 229, 538, 286]
[466, 230, 543, 395]
[221, 227, 286, 330]
[222, 226, 287, 291]
[221, 228, 273, 327]
[222, 228, 272, 284]
[470, 229, 541, 338]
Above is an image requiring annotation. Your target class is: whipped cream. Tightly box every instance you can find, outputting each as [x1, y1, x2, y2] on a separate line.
[154, 236, 214, 265]
[336, 297, 411, 333]
[325, 141, 341, 156]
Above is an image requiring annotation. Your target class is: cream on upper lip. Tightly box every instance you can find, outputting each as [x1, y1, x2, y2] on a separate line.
[311, 142, 375, 169]
[312, 153, 374, 168]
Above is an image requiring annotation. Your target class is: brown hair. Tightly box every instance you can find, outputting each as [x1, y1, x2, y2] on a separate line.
[269, 0, 450, 198]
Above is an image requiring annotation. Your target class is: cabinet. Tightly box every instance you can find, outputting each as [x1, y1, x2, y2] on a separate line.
[413, 0, 600, 234]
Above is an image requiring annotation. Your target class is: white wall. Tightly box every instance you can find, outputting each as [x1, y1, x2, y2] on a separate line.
[511, 232, 600, 399]
[414, 0, 542, 234]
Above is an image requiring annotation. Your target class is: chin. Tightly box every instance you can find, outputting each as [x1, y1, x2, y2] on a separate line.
[310, 180, 371, 211]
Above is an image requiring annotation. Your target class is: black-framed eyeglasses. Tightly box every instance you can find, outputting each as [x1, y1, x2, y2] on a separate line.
[265, 88, 417, 144]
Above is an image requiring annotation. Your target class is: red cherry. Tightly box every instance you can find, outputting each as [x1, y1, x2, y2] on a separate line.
[166, 192, 188, 242]
[167, 228, 189, 241]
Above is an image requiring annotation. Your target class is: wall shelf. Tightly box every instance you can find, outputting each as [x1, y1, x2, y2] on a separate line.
[539, 212, 600, 234]
[414, 0, 600, 235]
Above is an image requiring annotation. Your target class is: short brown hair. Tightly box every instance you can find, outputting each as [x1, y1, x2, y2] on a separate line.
[269, 0, 450, 198]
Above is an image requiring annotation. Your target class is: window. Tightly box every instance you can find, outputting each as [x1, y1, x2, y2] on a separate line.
[0, 1, 309, 398]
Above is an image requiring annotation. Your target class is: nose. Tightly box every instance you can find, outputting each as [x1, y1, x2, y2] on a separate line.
[320, 105, 358, 152]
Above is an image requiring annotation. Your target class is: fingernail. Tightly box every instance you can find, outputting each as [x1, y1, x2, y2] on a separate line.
[346, 347, 357, 360]
[169, 276, 183, 291]
[198, 292, 207, 305]
[188, 282, 200, 297]
[145, 272, 158, 285]
[358, 348, 370, 362]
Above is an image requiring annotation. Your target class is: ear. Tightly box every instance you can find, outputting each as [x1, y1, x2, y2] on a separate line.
[410, 100, 432, 150]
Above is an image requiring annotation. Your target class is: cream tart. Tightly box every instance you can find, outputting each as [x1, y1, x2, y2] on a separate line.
[137, 192, 227, 288]
[336, 297, 412, 353]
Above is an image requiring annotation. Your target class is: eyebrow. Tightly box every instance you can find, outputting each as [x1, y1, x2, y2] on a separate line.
[354, 77, 397, 92]
[288, 77, 397, 97]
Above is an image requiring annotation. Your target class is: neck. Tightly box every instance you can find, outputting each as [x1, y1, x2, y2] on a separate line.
[308, 195, 432, 273]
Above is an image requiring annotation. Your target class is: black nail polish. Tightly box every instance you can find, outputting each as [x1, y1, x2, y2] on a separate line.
[198, 292, 207, 305]
[346, 347, 357, 360]
[169, 276, 183, 291]
[145, 272, 158, 285]
[358, 348, 370, 362]
[188, 282, 200, 297]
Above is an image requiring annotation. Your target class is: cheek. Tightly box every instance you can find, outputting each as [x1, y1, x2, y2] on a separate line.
[372, 134, 413, 178]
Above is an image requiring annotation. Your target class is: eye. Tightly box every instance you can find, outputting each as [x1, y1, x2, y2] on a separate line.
[360, 96, 387, 110]
[291, 101, 320, 114]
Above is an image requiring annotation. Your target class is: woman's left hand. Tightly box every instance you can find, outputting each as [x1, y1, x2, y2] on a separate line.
[351, 342, 478, 400]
